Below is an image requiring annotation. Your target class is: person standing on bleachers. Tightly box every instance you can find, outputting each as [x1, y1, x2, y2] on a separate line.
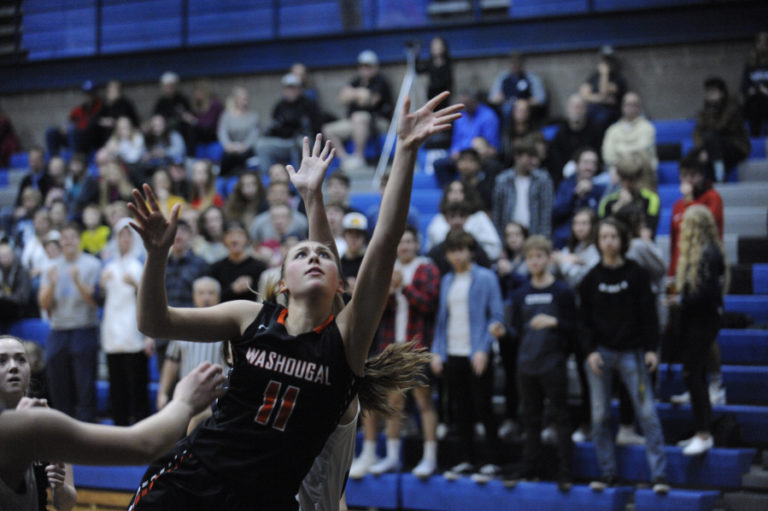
[547, 94, 603, 187]
[38, 222, 101, 422]
[492, 138, 553, 239]
[323, 50, 393, 173]
[186, 79, 224, 157]
[668, 206, 728, 456]
[0, 238, 36, 326]
[693, 77, 751, 182]
[427, 202, 493, 277]
[579, 217, 669, 495]
[257, 73, 323, 171]
[552, 147, 605, 249]
[207, 221, 266, 303]
[601, 92, 657, 180]
[741, 32, 768, 137]
[99, 218, 152, 426]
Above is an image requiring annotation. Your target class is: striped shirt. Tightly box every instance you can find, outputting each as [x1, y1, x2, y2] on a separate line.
[166, 340, 227, 378]
[492, 167, 554, 238]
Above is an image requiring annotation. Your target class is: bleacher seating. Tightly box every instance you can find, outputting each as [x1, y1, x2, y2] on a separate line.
[508, 0, 589, 19]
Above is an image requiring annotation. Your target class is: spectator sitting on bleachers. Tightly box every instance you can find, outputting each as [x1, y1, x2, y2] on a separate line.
[38, 222, 101, 422]
[49, 200, 67, 234]
[324, 171, 358, 214]
[693, 76, 751, 182]
[14, 147, 52, 209]
[598, 153, 660, 239]
[152, 72, 193, 144]
[501, 99, 541, 167]
[218, 87, 260, 176]
[168, 159, 190, 201]
[0, 106, 20, 168]
[580, 217, 669, 495]
[8, 187, 43, 250]
[97, 117, 146, 177]
[79, 203, 109, 257]
[552, 147, 605, 248]
[44, 157, 67, 202]
[325, 202, 348, 258]
[323, 50, 393, 173]
[579, 47, 627, 134]
[494, 235, 575, 490]
[454, 148, 495, 212]
[189, 159, 224, 211]
[547, 94, 602, 187]
[427, 201, 492, 277]
[289, 62, 320, 104]
[225, 171, 267, 231]
[99, 217, 151, 426]
[143, 114, 186, 170]
[185, 79, 224, 156]
[425, 180, 501, 260]
[253, 203, 302, 267]
[256, 231, 302, 300]
[0, 238, 36, 325]
[96, 160, 133, 214]
[741, 31, 768, 137]
[488, 51, 547, 125]
[492, 138, 553, 238]
[417, 37, 454, 108]
[431, 229, 504, 482]
[149, 168, 187, 219]
[20, 208, 52, 289]
[155, 276, 228, 423]
[194, 206, 228, 264]
[63, 154, 96, 219]
[100, 202, 145, 264]
[432, 91, 500, 188]
[249, 181, 308, 245]
[256, 73, 323, 171]
[364, 173, 420, 239]
[601, 92, 658, 183]
[207, 221, 266, 303]
[339, 212, 368, 293]
[45, 80, 102, 157]
[669, 151, 724, 278]
[88, 80, 140, 153]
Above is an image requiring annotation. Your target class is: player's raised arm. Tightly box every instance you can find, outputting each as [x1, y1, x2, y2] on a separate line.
[337, 92, 463, 373]
[128, 185, 256, 341]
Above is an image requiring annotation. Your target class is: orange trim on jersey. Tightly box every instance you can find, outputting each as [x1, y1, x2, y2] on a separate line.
[277, 308, 335, 333]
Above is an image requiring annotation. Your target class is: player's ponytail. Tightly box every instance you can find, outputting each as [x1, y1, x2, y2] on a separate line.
[358, 342, 432, 417]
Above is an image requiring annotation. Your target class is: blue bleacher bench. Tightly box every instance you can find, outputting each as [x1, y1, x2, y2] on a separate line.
[649, 402, 768, 447]
[634, 488, 720, 511]
[72, 464, 145, 492]
[652, 119, 696, 145]
[724, 295, 768, 323]
[345, 473, 400, 509]
[752, 264, 768, 294]
[6, 318, 50, 348]
[657, 364, 768, 405]
[718, 329, 768, 365]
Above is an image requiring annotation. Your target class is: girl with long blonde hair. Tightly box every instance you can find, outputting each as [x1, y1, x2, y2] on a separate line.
[673, 205, 728, 456]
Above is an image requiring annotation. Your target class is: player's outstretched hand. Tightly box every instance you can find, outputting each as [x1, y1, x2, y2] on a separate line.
[173, 362, 227, 415]
[397, 91, 464, 150]
[127, 183, 181, 256]
[287, 133, 336, 197]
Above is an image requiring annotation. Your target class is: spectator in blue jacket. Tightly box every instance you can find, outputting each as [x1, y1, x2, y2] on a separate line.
[431, 230, 504, 482]
[552, 147, 605, 248]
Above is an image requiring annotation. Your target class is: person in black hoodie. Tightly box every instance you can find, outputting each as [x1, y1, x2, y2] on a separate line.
[257, 73, 323, 171]
[579, 216, 669, 494]
[491, 235, 575, 491]
[669, 205, 728, 456]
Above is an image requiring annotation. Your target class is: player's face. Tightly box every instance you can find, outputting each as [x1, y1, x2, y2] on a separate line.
[598, 224, 621, 259]
[525, 248, 549, 276]
[282, 242, 341, 299]
[0, 338, 30, 406]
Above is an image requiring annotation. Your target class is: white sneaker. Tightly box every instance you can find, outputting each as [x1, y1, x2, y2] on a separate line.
[349, 453, 379, 479]
[682, 435, 713, 456]
[470, 464, 500, 484]
[436, 423, 449, 440]
[541, 426, 557, 445]
[615, 427, 646, 446]
[709, 386, 727, 406]
[443, 462, 474, 481]
[412, 457, 436, 479]
[498, 419, 519, 440]
[474, 422, 486, 439]
[571, 428, 590, 443]
[670, 391, 691, 405]
[369, 457, 401, 476]
[676, 436, 695, 448]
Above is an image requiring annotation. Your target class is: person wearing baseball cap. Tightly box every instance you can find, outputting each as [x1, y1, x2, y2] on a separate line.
[322, 49, 393, 173]
[340, 212, 369, 291]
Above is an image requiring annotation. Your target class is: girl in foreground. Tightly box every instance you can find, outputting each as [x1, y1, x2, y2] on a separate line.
[127, 93, 462, 510]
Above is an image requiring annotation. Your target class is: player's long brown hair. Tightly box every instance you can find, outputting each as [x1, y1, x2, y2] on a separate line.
[359, 342, 432, 417]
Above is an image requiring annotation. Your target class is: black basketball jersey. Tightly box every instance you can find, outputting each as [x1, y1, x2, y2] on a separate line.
[187, 302, 359, 509]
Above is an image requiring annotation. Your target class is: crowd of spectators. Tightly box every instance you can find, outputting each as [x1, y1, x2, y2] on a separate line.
[0, 31, 763, 492]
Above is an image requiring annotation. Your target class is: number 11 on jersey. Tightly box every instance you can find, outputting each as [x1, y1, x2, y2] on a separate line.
[255, 380, 300, 431]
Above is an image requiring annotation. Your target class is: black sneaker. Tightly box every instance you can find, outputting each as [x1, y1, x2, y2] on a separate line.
[589, 475, 617, 492]
[652, 477, 670, 495]
[500, 467, 538, 488]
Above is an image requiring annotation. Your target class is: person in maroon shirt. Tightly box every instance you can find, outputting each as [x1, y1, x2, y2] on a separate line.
[668, 151, 724, 277]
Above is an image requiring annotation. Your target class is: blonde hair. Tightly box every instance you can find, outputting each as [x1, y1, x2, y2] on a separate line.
[675, 205, 729, 295]
[359, 342, 432, 416]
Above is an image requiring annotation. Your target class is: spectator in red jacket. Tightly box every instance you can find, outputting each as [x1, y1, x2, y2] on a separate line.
[669, 151, 724, 276]
[45, 80, 103, 156]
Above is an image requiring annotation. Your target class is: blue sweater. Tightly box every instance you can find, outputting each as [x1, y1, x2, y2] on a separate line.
[432, 264, 504, 360]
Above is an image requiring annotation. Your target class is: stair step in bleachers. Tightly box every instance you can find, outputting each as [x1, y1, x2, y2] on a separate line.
[737, 160, 768, 182]
[657, 364, 768, 405]
[9, 152, 27, 168]
[573, 443, 755, 488]
[346, 473, 400, 509]
[658, 161, 680, 185]
[738, 237, 768, 264]
[749, 137, 767, 159]
[715, 182, 768, 208]
[724, 295, 768, 323]
[723, 208, 768, 237]
[649, 402, 768, 447]
[508, 0, 589, 19]
[652, 119, 696, 145]
[753, 264, 768, 294]
[718, 329, 768, 365]
[634, 488, 720, 511]
[723, 491, 768, 511]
